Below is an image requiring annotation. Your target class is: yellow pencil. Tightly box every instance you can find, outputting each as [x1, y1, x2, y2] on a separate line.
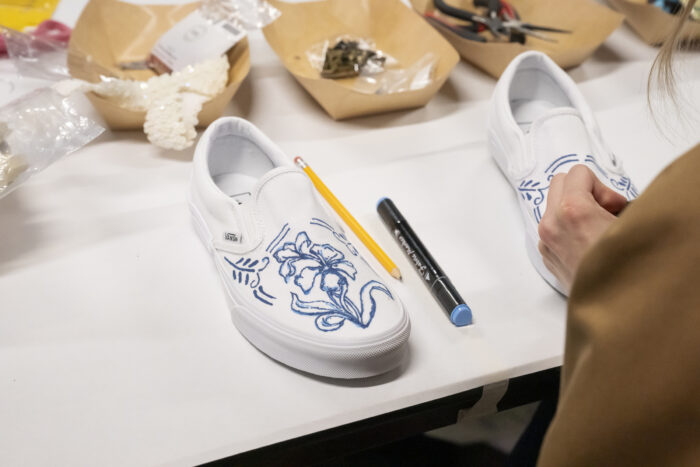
[294, 156, 402, 280]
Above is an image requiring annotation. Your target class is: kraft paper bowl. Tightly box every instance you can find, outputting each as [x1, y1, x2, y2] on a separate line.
[263, 0, 459, 120]
[412, 0, 623, 78]
[607, 0, 700, 45]
[67, 0, 250, 130]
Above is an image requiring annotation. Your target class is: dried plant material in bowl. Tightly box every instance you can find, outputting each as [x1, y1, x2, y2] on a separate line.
[67, 0, 250, 131]
[607, 0, 700, 45]
[263, 0, 459, 120]
[412, 0, 623, 78]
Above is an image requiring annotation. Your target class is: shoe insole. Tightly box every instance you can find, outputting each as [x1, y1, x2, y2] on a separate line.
[509, 68, 572, 132]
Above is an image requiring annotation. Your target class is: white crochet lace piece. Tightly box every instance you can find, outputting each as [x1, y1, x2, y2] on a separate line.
[54, 55, 229, 150]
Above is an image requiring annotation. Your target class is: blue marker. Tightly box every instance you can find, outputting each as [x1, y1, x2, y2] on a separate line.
[377, 197, 473, 326]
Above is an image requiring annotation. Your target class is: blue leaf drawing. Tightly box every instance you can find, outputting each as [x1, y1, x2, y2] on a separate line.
[290, 293, 340, 314]
[358, 280, 392, 327]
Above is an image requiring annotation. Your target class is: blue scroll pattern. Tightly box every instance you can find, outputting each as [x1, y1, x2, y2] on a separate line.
[224, 256, 276, 306]
[609, 175, 639, 200]
[223, 222, 292, 306]
[518, 154, 638, 224]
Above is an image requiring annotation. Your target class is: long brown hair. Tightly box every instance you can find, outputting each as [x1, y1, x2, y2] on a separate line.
[648, 0, 698, 109]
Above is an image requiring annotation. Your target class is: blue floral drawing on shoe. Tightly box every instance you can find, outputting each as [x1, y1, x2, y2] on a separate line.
[224, 256, 277, 306]
[273, 228, 392, 332]
[518, 154, 637, 224]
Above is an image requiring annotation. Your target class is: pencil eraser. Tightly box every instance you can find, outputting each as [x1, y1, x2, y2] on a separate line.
[450, 304, 473, 327]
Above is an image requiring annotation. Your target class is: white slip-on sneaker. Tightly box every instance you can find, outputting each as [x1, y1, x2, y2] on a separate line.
[488, 51, 638, 295]
[189, 117, 410, 379]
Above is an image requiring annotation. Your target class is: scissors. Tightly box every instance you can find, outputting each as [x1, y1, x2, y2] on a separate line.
[432, 0, 571, 43]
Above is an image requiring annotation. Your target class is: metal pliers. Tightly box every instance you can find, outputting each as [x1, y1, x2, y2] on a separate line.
[432, 0, 571, 43]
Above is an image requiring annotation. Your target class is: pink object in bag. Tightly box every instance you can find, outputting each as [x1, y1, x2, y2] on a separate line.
[0, 20, 71, 57]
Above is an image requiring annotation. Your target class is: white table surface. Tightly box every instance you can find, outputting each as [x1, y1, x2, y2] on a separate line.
[1, 1, 699, 465]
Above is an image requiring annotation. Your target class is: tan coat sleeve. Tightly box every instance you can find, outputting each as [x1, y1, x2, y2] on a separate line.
[537, 144, 700, 467]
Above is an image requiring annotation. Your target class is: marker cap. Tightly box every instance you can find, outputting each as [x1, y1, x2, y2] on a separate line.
[432, 279, 472, 326]
[450, 304, 473, 327]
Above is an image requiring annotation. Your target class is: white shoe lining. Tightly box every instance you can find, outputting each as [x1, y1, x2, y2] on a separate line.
[509, 68, 572, 132]
[208, 134, 275, 199]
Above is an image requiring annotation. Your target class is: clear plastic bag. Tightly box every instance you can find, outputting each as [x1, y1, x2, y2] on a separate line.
[362, 53, 437, 95]
[0, 25, 70, 81]
[199, 0, 281, 30]
[306, 35, 436, 95]
[0, 88, 104, 199]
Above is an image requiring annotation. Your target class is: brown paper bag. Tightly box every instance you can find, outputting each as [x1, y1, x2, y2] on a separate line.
[67, 0, 250, 130]
[412, 0, 623, 78]
[607, 0, 700, 45]
[263, 0, 459, 120]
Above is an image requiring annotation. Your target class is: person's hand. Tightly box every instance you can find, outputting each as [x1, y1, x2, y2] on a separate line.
[538, 165, 628, 292]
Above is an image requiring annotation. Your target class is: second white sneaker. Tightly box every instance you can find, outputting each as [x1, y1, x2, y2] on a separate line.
[488, 51, 638, 294]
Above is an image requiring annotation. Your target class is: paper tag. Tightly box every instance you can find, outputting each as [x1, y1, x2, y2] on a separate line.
[150, 9, 245, 72]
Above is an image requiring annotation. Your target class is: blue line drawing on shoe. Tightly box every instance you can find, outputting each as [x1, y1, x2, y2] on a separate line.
[224, 255, 274, 306]
[518, 179, 549, 224]
[583, 154, 638, 199]
[545, 153, 579, 174]
[274, 232, 356, 296]
[584, 155, 609, 178]
[257, 286, 276, 300]
[310, 217, 359, 256]
[266, 223, 290, 253]
[609, 175, 638, 200]
[273, 230, 392, 332]
[253, 289, 273, 306]
[520, 154, 637, 224]
[520, 154, 582, 224]
[289, 281, 392, 332]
